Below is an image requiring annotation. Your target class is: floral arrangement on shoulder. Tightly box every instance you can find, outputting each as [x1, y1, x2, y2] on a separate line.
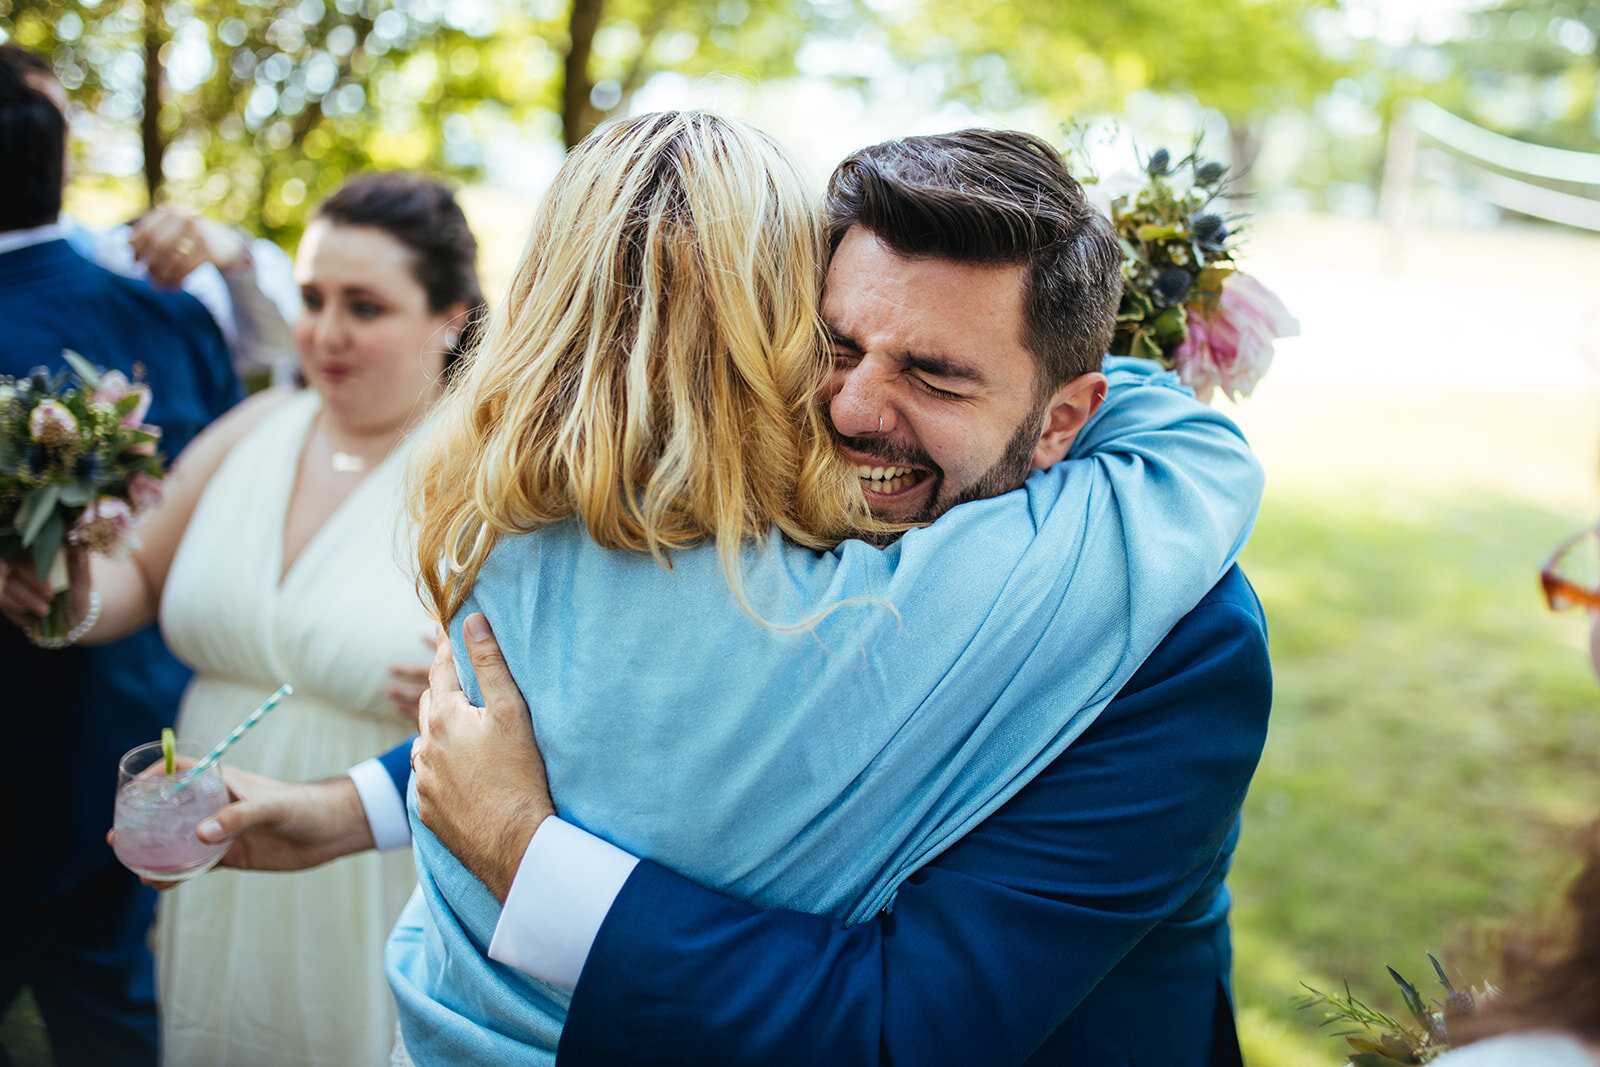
[1078, 138, 1299, 403]
[1296, 954, 1495, 1065]
[0, 352, 165, 642]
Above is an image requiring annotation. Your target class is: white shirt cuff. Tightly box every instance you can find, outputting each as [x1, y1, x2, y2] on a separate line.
[487, 816, 640, 989]
[347, 758, 412, 851]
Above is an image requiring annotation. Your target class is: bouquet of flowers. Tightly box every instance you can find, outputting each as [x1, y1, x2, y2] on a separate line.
[1087, 142, 1299, 403]
[1295, 955, 1493, 1065]
[0, 352, 165, 641]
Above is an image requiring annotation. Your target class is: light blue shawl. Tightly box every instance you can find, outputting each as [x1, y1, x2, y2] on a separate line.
[387, 358, 1263, 1062]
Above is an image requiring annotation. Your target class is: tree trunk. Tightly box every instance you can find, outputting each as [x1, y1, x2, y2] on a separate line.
[1226, 118, 1261, 195]
[141, 0, 165, 205]
[562, 0, 606, 148]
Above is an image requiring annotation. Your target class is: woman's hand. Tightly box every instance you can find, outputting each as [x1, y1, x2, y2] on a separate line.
[384, 632, 436, 724]
[0, 554, 52, 627]
[128, 206, 248, 288]
[0, 546, 93, 634]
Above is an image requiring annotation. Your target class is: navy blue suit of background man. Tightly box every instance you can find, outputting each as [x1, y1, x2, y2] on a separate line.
[0, 44, 240, 1067]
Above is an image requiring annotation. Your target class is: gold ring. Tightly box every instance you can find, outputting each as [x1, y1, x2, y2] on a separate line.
[175, 237, 196, 257]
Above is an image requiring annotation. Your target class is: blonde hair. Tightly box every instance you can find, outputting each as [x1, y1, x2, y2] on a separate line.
[410, 111, 891, 623]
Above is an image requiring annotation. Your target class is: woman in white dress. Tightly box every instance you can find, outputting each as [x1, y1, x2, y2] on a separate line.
[1, 173, 483, 1065]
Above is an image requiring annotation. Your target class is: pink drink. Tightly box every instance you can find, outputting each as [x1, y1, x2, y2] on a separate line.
[112, 740, 229, 882]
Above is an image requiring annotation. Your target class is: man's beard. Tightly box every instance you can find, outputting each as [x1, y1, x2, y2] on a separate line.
[833, 399, 1045, 528]
[931, 405, 1043, 520]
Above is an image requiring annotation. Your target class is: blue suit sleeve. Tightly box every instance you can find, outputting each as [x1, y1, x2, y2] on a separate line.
[378, 737, 416, 798]
[558, 569, 1272, 1067]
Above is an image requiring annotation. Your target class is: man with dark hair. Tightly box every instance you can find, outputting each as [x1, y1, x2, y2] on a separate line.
[194, 128, 1269, 1066]
[0, 44, 299, 387]
[0, 46, 240, 1067]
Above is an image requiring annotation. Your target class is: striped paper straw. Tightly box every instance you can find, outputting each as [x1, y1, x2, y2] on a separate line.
[165, 684, 294, 797]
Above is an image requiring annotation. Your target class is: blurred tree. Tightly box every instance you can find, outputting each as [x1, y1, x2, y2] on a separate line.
[893, 0, 1345, 182]
[0, 0, 862, 241]
[1434, 0, 1600, 151]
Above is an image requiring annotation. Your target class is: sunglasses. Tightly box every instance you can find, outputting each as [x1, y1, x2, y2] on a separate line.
[1541, 527, 1600, 612]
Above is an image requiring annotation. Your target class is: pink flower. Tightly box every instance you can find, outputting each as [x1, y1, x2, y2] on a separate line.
[93, 369, 133, 406]
[123, 384, 152, 427]
[127, 471, 163, 513]
[1173, 271, 1299, 403]
[128, 423, 162, 456]
[95, 370, 153, 426]
[69, 497, 136, 555]
[28, 399, 78, 444]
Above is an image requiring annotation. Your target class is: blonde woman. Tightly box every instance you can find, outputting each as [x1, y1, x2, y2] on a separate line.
[388, 111, 1261, 1061]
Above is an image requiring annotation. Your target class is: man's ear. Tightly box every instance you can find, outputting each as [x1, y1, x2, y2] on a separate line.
[1030, 372, 1107, 470]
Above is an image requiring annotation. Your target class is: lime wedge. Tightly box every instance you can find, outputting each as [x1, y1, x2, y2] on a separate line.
[161, 727, 176, 775]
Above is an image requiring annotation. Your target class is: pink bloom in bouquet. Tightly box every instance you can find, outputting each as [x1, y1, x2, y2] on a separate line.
[28, 399, 78, 444]
[128, 424, 162, 456]
[1173, 271, 1299, 403]
[127, 471, 163, 513]
[68, 497, 136, 555]
[92, 370, 154, 427]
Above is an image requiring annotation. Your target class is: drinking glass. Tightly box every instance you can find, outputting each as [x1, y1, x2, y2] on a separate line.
[112, 739, 230, 882]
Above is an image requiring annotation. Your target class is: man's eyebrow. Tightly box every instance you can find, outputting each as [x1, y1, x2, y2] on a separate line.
[824, 323, 988, 385]
[903, 352, 987, 385]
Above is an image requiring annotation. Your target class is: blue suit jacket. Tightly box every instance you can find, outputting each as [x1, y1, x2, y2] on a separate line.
[552, 566, 1271, 1066]
[1, 239, 241, 904]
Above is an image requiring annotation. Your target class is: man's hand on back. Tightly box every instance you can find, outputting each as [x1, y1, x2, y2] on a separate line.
[415, 613, 554, 904]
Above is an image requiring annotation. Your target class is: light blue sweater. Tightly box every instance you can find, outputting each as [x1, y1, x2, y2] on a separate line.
[387, 358, 1264, 1063]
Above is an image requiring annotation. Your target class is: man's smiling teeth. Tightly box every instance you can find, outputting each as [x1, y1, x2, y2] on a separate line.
[857, 465, 919, 494]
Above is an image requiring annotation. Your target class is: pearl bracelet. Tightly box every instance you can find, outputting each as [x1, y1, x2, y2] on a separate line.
[28, 591, 102, 649]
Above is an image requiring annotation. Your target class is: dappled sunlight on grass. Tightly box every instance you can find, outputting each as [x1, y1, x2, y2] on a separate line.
[1233, 489, 1600, 1065]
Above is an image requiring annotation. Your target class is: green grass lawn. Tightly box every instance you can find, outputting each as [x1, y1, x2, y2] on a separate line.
[1233, 487, 1600, 1066]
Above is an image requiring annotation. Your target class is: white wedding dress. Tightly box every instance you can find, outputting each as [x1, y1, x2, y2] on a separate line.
[157, 390, 426, 1066]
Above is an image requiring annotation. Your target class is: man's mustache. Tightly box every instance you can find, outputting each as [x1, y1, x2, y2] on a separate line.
[829, 426, 940, 475]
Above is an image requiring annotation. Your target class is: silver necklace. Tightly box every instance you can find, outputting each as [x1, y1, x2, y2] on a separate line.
[330, 451, 367, 474]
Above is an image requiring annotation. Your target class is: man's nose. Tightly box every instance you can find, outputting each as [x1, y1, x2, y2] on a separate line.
[829, 363, 892, 438]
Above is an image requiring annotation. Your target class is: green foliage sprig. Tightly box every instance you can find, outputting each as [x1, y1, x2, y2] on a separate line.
[1295, 955, 1494, 1065]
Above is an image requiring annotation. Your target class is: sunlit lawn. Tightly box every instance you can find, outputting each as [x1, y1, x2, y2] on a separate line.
[1232, 484, 1600, 1066]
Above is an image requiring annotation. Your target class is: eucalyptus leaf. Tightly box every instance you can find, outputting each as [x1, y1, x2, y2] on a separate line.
[61, 350, 102, 389]
[31, 511, 64, 583]
[17, 484, 59, 546]
[58, 482, 94, 507]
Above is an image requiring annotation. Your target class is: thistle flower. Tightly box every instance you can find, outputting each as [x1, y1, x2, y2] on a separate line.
[1195, 161, 1227, 187]
[1146, 148, 1171, 177]
[24, 444, 50, 477]
[68, 497, 136, 555]
[1172, 271, 1299, 402]
[72, 453, 103, 483]
[1190, 213, 1228, 249]
[1154, 267, 1193, 305]
[28, 399, 78, 444]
